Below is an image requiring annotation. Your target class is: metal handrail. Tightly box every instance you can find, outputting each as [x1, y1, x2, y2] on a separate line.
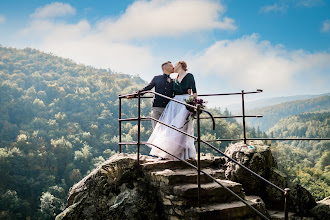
[205, 138, 330, 142]
[119, 89, 264, 98]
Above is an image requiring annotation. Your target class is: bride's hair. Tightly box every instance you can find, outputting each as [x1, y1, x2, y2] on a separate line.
[178, 61, 188, 71]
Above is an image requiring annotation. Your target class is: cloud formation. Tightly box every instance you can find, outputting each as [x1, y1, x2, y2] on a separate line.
[260, 3, 288, 13]
[261, 0, 324, 13]
[97, 0, 237, 40]
[296, 0, 324, 8]
[189, 34, 330, 92]
[30, 2, 76, 19]
[321, 19, 330, 33]
[20, 18, 154, 77]
[20, 0, 236, 77]
[0, 15, 6, 24]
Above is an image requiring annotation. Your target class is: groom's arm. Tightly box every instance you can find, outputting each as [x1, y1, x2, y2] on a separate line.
[140, 76, 156, 93]
[127, 77, 156, 99]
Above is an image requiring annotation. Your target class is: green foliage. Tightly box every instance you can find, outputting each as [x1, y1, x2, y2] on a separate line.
[0, 46, 149, 219]
[39, 191, 63, 220]
[0, 190, 31, 219]
[269, 112, 330, 201]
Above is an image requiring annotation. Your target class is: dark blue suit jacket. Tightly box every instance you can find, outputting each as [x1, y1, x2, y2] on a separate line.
[139, 74, 174, 107]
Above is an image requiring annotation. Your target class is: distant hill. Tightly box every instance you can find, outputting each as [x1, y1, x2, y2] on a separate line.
[245, 95, 330, 132]
[268, 112, 330, 138]
[224, 93, 329, 113]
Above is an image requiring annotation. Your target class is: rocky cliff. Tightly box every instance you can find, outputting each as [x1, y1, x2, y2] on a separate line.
[56, 142, 328, 220]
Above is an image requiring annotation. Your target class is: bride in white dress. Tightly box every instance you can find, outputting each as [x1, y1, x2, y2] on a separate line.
[147, 61, 197, 160]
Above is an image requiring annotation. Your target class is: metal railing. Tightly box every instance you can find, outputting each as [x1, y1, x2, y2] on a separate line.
[118, 89, 330, 220]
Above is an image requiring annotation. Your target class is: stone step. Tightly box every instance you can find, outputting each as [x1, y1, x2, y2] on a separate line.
[203, 167, 226, 179]
[160, 179, 245, 206]
[142, 159, 214, 171]
[268, 210, 302, 220]
[142, 154, 222, 171]
[142, 159, 194, 171]
[173, 179, 243, 198]
[150, 169, 214, 185]
[185, 195, 268, 220]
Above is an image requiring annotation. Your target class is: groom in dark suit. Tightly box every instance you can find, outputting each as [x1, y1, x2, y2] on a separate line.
[128, 61, 175, 128]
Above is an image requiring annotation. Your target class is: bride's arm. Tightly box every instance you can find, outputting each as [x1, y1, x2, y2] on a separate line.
[189, 74, 197, 98]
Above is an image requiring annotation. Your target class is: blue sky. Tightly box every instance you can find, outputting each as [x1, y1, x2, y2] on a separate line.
[0, 0, 329, 107]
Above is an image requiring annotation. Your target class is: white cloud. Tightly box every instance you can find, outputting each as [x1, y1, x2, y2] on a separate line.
[30, 2, 76, 19]
[189, 34, 330, 92]
[295, 0, 324, 8]
[0, 15, 6, 24]
[260, 3, 288, 13]
[19, 0, 236, 78]
[321, 19, 330, 33]
[261, 1, 324, 13]
[96, 0, 237, 40]
[20, 18, 155, 77]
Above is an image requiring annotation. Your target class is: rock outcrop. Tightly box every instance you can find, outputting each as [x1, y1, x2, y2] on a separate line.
[56, 142, 319, 220]
[56, 154, 165, 220]
[310, 196, 330, 220]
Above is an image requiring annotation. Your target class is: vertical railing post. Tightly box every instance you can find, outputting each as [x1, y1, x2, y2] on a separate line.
[119, 96, 122, 153]
[241, 90, 247, 144]
[284, 188, 290, 220]
[196, 104, 201, 208]
[137, 91, 141, 168]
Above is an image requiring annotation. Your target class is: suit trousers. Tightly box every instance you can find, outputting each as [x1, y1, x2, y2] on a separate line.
[151, 107, 165, 129]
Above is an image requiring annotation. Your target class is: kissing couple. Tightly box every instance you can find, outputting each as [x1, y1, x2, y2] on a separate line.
[128, 61, 198, 160]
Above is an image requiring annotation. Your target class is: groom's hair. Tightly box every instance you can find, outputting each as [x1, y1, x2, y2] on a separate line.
[161, 61, 171, 70]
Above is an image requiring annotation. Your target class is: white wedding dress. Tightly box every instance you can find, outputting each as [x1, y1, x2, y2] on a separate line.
[147, 94, 196, 160]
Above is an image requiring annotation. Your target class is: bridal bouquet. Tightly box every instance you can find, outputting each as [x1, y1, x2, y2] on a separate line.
[184, 96, 207, 118]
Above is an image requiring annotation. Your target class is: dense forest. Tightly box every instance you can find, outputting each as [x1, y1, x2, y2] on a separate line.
[268, 112, 330, 200]
[0, 46, 149, 219]
[0, 46, 262, 219]
[246, 95, 330, 131]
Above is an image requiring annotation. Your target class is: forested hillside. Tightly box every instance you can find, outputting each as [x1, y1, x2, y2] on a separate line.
[268, 112, 330, 200]
[0, 46, 151, 219]
[0, 46, 254, 219]
[268, 112, 330, 138]
[246, 95, 330, 131]
[225, 93, 328, 113]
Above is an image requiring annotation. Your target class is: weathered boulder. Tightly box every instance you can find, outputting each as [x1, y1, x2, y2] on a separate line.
[289, 183, 316, 216]
[310, 196, 329, 219]
[56, 153, 164, 220]
[264, 167, 287, 207]
[224, 141, 317, 214]
[224, 141, 278, 197]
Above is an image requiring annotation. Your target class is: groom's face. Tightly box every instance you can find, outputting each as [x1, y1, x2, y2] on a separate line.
[164, 63, 174, 74]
